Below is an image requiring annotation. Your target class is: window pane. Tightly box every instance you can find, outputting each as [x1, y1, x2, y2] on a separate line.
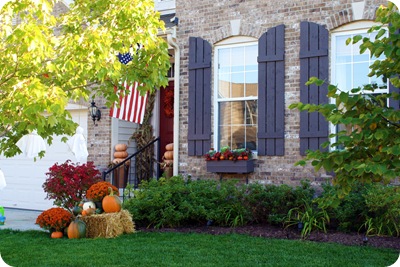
[245, 100, 257, 125]
[245, 46, 258, 71]
[218, 73, 231, 98]
[231, 47, 244, 72]
[231, 73, 245, 98]
[216, 42, 258, 152]
[335, 63, 352, 91]
[219, 102, 232, 126]
[353, 62, 369, 88]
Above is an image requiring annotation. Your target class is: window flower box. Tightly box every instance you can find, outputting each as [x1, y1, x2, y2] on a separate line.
[206, 159, 254, 174]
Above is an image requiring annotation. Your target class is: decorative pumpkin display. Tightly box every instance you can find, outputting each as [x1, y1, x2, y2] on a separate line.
[165, 143, 173, 151]
[82, 208, 96, 217]
[102, 187, 122, 213]
[113, 151, 128, 158]
[51, 231, 63, 239]
[67, 219, 87, 239]
[163, 151, 173, 160]
[82, 201, 96, 210]
[114, 144, 128, 152]
[72, 206, 83, 216]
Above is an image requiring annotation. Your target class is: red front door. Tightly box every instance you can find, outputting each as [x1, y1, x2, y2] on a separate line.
[159, 81, 174, 162]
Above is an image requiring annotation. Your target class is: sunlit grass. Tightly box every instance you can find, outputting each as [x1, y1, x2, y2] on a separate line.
[0, 229, 398, 267]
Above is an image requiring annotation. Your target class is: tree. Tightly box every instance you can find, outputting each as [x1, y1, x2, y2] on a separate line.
[0, 0, 170, 157]
[289, 3, 400, 196]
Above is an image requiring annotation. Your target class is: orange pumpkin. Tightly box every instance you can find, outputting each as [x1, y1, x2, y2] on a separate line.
[51, 231, 63, 239]
[102, 187, 122, 213]
[67, 219, 86, 239]
[115, 144, 128, 151]
[164, 151, 173, 160]
[165, 143, 173, 151]
[114, 151, 128, 158]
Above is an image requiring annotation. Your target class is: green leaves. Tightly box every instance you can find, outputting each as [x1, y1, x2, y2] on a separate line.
[291, 4, 400, 196]
[0, 0, 170, 157]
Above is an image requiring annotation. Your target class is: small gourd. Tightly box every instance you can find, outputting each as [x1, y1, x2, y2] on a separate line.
[102, 187, 122, 213]
[82, 201, 96, 210]
[67, 219, 86, 239]
[51, 231, 63, 239]
[72, 206, 83, 216]
[82, 207, 96, 216]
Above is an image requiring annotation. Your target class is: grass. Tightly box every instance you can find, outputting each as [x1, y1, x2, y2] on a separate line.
[0, 229, 398, 267]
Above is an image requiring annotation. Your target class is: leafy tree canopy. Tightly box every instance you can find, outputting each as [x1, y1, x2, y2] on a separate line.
[0, 0, 170, 157]
[289, 3, 400, 197]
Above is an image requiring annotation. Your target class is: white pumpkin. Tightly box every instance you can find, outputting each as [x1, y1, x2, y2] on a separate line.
[82, 201, 96, 210]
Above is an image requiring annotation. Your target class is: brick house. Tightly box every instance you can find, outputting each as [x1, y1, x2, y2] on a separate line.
[91, 0, 397, 186]
[2, 0, 396, 210]
[169, 0, 398, 186]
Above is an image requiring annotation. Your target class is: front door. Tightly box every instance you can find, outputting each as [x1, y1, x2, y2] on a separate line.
[159, 81, 174, 162]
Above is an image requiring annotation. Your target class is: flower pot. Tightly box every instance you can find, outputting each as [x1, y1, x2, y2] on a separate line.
[113, 164, 129, 188]
[163, 166, 173, 178]
[206, 159, 254, 174]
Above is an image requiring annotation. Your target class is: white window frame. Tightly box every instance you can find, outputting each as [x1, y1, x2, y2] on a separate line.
[329, 21, 388, 146]
[213, 37, 258, 152]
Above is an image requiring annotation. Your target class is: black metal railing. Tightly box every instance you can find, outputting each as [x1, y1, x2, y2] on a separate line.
[102, 137, 161, 195]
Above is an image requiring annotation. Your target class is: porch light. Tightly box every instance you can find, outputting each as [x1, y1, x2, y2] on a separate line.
[89, 100, 101, 124]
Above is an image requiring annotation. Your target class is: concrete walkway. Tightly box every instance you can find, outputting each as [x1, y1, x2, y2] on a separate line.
[0, 208, 44, 231]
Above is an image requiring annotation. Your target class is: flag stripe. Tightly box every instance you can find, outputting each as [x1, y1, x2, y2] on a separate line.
[109, 81, 148, 124]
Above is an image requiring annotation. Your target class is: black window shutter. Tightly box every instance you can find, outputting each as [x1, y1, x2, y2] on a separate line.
[188, 37, 212, 156]
[257, 24, 285, 156]
[299, 21, 329, 156]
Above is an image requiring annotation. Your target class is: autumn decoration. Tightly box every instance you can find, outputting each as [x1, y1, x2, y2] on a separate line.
[86, 181, 119, 202]
[36, 207, 72, 232]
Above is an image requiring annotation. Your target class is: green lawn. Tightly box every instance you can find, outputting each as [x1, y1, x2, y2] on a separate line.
[0, 229, 398, 267]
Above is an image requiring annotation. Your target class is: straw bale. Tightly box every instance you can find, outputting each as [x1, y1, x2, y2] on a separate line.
[80, 209, 135, 238]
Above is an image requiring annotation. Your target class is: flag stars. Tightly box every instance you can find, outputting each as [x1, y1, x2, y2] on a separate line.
[118, 53, 133, 64]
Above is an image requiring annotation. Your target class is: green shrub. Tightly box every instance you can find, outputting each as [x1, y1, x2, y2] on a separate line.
[319, 182, 369, 232]
[243, 180, 315, 225]
[123, 176, 250, 228]
[361, 184, 400, 237]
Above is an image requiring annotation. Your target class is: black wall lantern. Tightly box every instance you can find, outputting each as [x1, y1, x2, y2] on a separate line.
[89, 100, 101, 124]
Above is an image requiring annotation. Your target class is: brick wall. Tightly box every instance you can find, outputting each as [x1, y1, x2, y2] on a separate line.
[175, 0, 387, 186]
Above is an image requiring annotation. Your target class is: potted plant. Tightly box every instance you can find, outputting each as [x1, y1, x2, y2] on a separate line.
[204, 147, 254, 173]
[35, 207, 72, 238]
[86, 181, 119, 209]
[160, 158, 173, 178]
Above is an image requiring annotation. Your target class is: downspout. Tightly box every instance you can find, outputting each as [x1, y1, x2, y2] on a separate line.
[167, 27, 180, 176]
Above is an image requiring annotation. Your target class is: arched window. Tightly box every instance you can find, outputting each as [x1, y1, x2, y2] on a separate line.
[213, 37, 258, 151]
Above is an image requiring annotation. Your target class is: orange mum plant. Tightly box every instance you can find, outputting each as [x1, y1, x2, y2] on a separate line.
[86, 181, 119, 202]
[36, 207, 72, 231]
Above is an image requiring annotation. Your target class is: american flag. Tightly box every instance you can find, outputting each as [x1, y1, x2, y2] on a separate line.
[109, 52, 148, 124]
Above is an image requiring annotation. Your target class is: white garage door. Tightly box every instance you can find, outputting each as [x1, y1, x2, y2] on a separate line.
[0, 107, 88, 211]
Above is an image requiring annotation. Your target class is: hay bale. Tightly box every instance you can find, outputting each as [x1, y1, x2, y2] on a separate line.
[80, 209, 135, 238]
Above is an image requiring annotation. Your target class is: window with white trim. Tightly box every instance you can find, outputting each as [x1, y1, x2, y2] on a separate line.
[214, 38, 258, 151]
[330, 22, 388, 144]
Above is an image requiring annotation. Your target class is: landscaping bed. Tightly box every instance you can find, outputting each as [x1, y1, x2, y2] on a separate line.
[138, 223, 400, 250]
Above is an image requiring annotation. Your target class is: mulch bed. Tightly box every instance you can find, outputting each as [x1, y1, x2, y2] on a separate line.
[137, 224, 400, 250]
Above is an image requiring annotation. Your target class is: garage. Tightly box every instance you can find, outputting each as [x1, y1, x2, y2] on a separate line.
[0, 105, 88, 211]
